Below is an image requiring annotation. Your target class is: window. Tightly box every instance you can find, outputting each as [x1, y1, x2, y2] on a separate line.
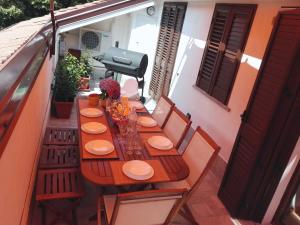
[149, 2, 187, 101]
[196, 4, 256, 105]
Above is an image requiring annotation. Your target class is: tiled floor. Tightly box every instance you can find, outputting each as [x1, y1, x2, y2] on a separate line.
[30, 97, 260, 225]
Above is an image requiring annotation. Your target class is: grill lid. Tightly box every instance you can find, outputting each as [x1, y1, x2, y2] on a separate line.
[94, 47, 148, 78]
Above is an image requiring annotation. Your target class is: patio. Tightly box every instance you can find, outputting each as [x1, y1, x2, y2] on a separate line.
[0, 1, 299, 225]
[28, 97, 258, 225]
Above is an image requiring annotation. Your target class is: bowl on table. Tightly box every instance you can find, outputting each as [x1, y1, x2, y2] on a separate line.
[88, 93, 100, 106]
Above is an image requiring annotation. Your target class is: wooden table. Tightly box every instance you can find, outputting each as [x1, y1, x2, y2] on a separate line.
[77, 97, 189, 186]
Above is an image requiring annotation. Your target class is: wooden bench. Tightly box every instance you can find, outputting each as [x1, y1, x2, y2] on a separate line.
[39, 145, 80, 169]
[36, 168, 85, 225]
[43, 127, 78, 145]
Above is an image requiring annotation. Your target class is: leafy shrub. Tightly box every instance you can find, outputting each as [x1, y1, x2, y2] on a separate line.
[79, 55, 92, 78]
[54, 53, 81, 102]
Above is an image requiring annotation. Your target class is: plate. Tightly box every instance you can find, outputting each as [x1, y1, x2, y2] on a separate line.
[147, 136, 173, 150]
[81, 122, 107, 134]
[80, 108, 103, 117]
[85, 140, 114, 155]
[129, 101, 144, 109]
[122, 160, 154, 180]
[137, 116, 157, 127]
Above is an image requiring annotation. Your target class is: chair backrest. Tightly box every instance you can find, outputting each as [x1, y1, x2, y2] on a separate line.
[111, 189, 187, 225]
[163, 107, 191, 148]
[183, 126, 220, 194]
[121, 78, 138, 97]
[151, 95, 174, 128]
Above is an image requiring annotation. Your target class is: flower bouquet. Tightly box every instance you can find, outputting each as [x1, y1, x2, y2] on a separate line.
[99, 79, 121, 100]
[109, 97, 132, 136]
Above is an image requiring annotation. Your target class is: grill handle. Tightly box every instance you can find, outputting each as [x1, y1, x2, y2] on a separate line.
[112, 56, 132, 65]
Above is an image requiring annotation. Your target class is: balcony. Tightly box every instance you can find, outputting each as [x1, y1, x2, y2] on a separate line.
[0, 1, 299, 225]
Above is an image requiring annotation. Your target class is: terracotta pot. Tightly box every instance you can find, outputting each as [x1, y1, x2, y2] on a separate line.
[100, 99, 107, 108]
[79, 76, 90, 91]
[88, 93, 99, 106]
[53, 100, 74, 118]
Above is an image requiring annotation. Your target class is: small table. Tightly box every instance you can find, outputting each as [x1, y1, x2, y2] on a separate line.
[77, 97, 189, 186]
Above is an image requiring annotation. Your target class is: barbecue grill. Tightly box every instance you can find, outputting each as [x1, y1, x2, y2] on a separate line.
[94, 47, 148, 102]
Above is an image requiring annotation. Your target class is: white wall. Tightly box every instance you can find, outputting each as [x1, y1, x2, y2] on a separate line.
[111, 14, 132, 49]
[126, 1, 163, 95]
[62, 29, 79, 51]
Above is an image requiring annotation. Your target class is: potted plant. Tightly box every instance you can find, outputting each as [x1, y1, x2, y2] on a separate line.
[53, 53, 81, 118]
[79, 55, 92, 91]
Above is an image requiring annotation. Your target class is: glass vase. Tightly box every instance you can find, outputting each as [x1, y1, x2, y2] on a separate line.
[116, 119, 129, 137]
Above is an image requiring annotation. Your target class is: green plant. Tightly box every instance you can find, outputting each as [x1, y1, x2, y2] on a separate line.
[54, 53, 81, 102]
[79, 55, 92, 78]
[99, 90, 109, 100]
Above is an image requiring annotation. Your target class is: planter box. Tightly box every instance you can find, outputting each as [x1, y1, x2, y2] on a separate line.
[79, 76, 90, 91]
[53, 100, 74, 118]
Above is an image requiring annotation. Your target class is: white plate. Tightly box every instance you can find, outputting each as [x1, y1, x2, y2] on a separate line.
[122, 160, 154, 180]
[81, 122, 107, 134]
[80, 108, 103, 117]
[147, 136, 173, 150]
[137, 116, 157, 127]
[85, 140, 114, 155]
[129, 101, 144, 109]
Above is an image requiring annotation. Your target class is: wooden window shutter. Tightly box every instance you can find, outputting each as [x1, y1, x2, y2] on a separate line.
[149, 2, 187, 100]
[196, 4, 256, 104]
[211, 5, 257, 103]
[218, 10, 300, 222]
[196, 6, 231, 92]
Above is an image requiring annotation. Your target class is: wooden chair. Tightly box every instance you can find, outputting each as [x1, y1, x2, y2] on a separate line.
[121, 78, 139, 100]
[38, 145, 80, 169]
[163, 106, 192, 149]
[151, 95, 175, 128]
[36, 168, 85, 225]
[97, 189, 188, 225]
[156, 126, 220, 224]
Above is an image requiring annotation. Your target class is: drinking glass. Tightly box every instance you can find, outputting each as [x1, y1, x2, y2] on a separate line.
[117, 119, 128, 137]
[126, 109, 138, 150]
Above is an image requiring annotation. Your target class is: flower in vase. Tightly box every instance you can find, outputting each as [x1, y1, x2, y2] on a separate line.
[111, 100, 131, 121]
[99, 79, 120, 100]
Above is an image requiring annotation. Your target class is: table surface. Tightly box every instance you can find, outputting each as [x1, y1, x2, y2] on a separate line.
[77, 97, 189, 186]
